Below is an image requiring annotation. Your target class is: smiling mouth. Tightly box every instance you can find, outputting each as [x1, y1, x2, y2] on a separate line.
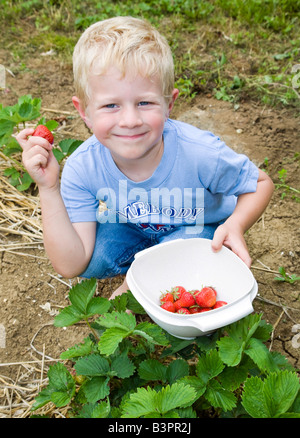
[114, 132, 147, 140]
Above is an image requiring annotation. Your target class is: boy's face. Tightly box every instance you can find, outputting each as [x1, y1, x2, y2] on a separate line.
[73, 67, 178, 175]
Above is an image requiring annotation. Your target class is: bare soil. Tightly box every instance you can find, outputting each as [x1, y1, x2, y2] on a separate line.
[0, 55, 299, 404]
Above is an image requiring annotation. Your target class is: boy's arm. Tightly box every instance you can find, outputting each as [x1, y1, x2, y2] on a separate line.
[211, 169, 274, 267]
[39, 185, 96, 277]
[16, 128, 96, 278]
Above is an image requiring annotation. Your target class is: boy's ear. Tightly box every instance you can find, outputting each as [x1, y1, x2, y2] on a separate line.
[72, 96, 92, 129]
[167, 88, 179, 114]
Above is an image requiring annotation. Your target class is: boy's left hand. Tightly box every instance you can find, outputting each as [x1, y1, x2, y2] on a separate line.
[211, 223, 252, 268]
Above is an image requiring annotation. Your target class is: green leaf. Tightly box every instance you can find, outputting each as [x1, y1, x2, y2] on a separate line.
[125, 290, 147, 314]
[161, 337, 195, 358]
[217, 336, 243, 366]
[242, 371, 300, 418]
[18, 102, 33, 120]
[0, 119, 15, 137]
[98, 327, 130, 356]
[32, 363, 75, 410]
[69, 278, 97, 313]
[121, 386, 157, 418]
[264, 371, 300, 417]
[32, 386, 55, 410]
[166, 359, 189, 384]
[16, 172, 34, 191]
[54, 279, 103, 326]
[77, 400, 111, 418]
[54, 304, 84, 327]
[241, 376, 267, 418]
[97, 310, 136, 331]
[156, 383, 196, 413]
[138, 359, 167, 382]
[111, 293, 128, 312]
[121, 382, 196, 418]
[204, 379, 237, 412]
[60, 337, 94, 360]
[228, 313, 262, 344]
[74, 354, 110, 376]
[45, 119, 59, 131]
[86, 296, 111, 315]
[110, 353, 135, 379]
[1, 136, 22, 155]
[219, 363, 249, 391]
[83, 376, 110, 403]
[245, 337, 279, 373]
[217, 314, 263, 366]
[134, 321, 169, 346]
[180, 376, 207, 399]
[58, 138, 83, 155]
[52, 148, 65, 162]
[196, 349, 224, 384]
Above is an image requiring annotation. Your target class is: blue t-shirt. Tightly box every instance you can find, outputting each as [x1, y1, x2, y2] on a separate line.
[60, 119, 259, 234]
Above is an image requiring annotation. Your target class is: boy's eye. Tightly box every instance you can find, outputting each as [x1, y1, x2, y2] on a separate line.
[138, 101, 150, 106]
[105, 103, 118, 109]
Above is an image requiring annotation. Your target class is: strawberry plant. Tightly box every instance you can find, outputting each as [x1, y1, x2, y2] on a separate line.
[31, 278, 300, 418]
[0, 94, 82, 191]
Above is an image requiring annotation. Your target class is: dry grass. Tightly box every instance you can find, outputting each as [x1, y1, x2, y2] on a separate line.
[0, 157, 53, 418]
[0, 357, 69, 418]
[0, 161, 44, 258]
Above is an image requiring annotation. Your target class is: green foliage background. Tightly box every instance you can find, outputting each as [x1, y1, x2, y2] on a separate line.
[1, 0, 300, 109]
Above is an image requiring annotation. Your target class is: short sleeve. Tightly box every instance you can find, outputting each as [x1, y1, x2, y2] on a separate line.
[206, 138, 259, 196]
[60, 160, 98, 223]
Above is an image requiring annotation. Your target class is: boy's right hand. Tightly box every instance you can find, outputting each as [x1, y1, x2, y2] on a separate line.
[16, 128, 60, 190]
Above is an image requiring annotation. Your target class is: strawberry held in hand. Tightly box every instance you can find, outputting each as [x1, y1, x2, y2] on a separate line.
[32, 125, 54, 144]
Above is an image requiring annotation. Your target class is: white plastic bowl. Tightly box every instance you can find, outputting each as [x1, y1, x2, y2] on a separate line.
[126, 238, 258, 339]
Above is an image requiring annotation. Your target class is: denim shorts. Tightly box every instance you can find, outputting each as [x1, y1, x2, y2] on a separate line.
[80, 222, 219, 279]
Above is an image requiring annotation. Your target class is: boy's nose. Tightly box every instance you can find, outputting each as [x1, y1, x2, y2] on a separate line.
[119, 106, 143, 128]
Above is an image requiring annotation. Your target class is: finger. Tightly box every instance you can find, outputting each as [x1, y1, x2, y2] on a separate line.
[24, 144, 49, 160]
[22, 145, 51, 174]
[211, 225, 227, 252]
[16, 128, 35, 151]
[33, 153, 48, 169]
[231, 243, 252, 268]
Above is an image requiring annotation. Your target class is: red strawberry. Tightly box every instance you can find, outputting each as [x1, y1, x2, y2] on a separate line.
[213, 300, 228, 309]
[176, 307, 191, 314]
[199, 307, 212, 313]
[174, 291, 195, 310]
[171, 286, 186, 300]
[32, 125, 54, 144]
[195, 287, 216, 308]
[210, 287, 217, 297]
[160, 292, 174, 304]
[160, 301, 175, 312]
[189, 305, 202, 314]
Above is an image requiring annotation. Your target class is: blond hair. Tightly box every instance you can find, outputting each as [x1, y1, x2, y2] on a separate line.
[73, 16, 175, 109]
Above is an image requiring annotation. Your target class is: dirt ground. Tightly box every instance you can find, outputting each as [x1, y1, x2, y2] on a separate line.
[0, 55, 299, 413]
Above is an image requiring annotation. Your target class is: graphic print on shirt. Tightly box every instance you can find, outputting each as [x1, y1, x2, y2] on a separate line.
[96, 180, 204, 234]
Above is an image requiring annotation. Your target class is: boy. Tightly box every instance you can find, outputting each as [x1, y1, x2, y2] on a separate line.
[17, 16, 274, 299]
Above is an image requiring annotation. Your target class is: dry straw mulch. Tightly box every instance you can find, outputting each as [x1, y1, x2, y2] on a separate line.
[0, 157, 44, 255]
[0, 158, 59, 418]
